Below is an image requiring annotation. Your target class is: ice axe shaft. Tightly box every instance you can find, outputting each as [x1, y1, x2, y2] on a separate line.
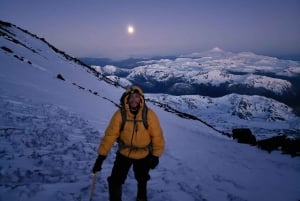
[89, 173, 97, 201]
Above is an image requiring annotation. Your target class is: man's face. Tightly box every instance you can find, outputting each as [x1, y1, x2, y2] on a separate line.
[128, 93, 140, 109]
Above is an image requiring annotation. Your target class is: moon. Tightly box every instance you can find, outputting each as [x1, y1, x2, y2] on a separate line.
[127, 25, 135, 34]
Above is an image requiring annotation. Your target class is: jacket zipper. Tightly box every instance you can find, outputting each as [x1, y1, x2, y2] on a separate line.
[127, 115, 137, 157]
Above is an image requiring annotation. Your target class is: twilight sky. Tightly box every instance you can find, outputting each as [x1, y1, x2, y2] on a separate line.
[1, 0, 300, 59]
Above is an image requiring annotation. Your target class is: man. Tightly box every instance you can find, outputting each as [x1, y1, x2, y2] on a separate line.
[92, 86, 165, 201]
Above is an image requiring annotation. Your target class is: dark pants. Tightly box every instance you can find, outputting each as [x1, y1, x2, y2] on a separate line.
[108, 152, 150, 201]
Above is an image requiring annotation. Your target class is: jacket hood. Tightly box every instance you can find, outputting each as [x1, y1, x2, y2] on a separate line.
[121, 86, 145, 106]
[125, 86, 144, 96]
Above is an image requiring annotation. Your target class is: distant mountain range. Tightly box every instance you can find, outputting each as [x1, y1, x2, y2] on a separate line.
[80, 55, 178, 69]
[86, 49, 300, 115]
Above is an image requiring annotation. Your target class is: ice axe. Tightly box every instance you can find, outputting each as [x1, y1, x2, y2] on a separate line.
[89, 173, 97, 201]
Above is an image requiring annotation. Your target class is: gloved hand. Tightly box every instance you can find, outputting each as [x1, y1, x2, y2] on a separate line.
[148, 154, 159, 169]
[92, 155, 106, 173]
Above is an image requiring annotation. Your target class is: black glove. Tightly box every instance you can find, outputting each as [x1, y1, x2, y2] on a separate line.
[92, 155, 106, 173]
[148, 154, 159, 169]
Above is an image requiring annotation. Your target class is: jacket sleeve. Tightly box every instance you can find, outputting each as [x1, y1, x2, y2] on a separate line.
[148, 109, 165, 157]
[98, 110, 122, 156]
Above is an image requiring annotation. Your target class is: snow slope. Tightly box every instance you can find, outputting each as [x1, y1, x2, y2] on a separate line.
[1, 21, 300, 201]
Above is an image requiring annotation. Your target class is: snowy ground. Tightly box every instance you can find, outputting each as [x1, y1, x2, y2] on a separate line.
[1, 92, 300, 201]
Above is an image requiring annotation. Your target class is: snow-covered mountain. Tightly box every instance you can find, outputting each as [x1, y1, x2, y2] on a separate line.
[1, 21, 300, 201]
[146, 93, 300, 140]
[91, 65, 132, 88]
[93, 48, 300, 112]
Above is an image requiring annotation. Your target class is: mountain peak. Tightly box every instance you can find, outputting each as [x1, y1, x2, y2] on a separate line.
[209, 47, 224, 52]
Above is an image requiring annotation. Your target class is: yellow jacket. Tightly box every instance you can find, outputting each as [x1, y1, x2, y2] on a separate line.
[98, 86, 165, 159]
